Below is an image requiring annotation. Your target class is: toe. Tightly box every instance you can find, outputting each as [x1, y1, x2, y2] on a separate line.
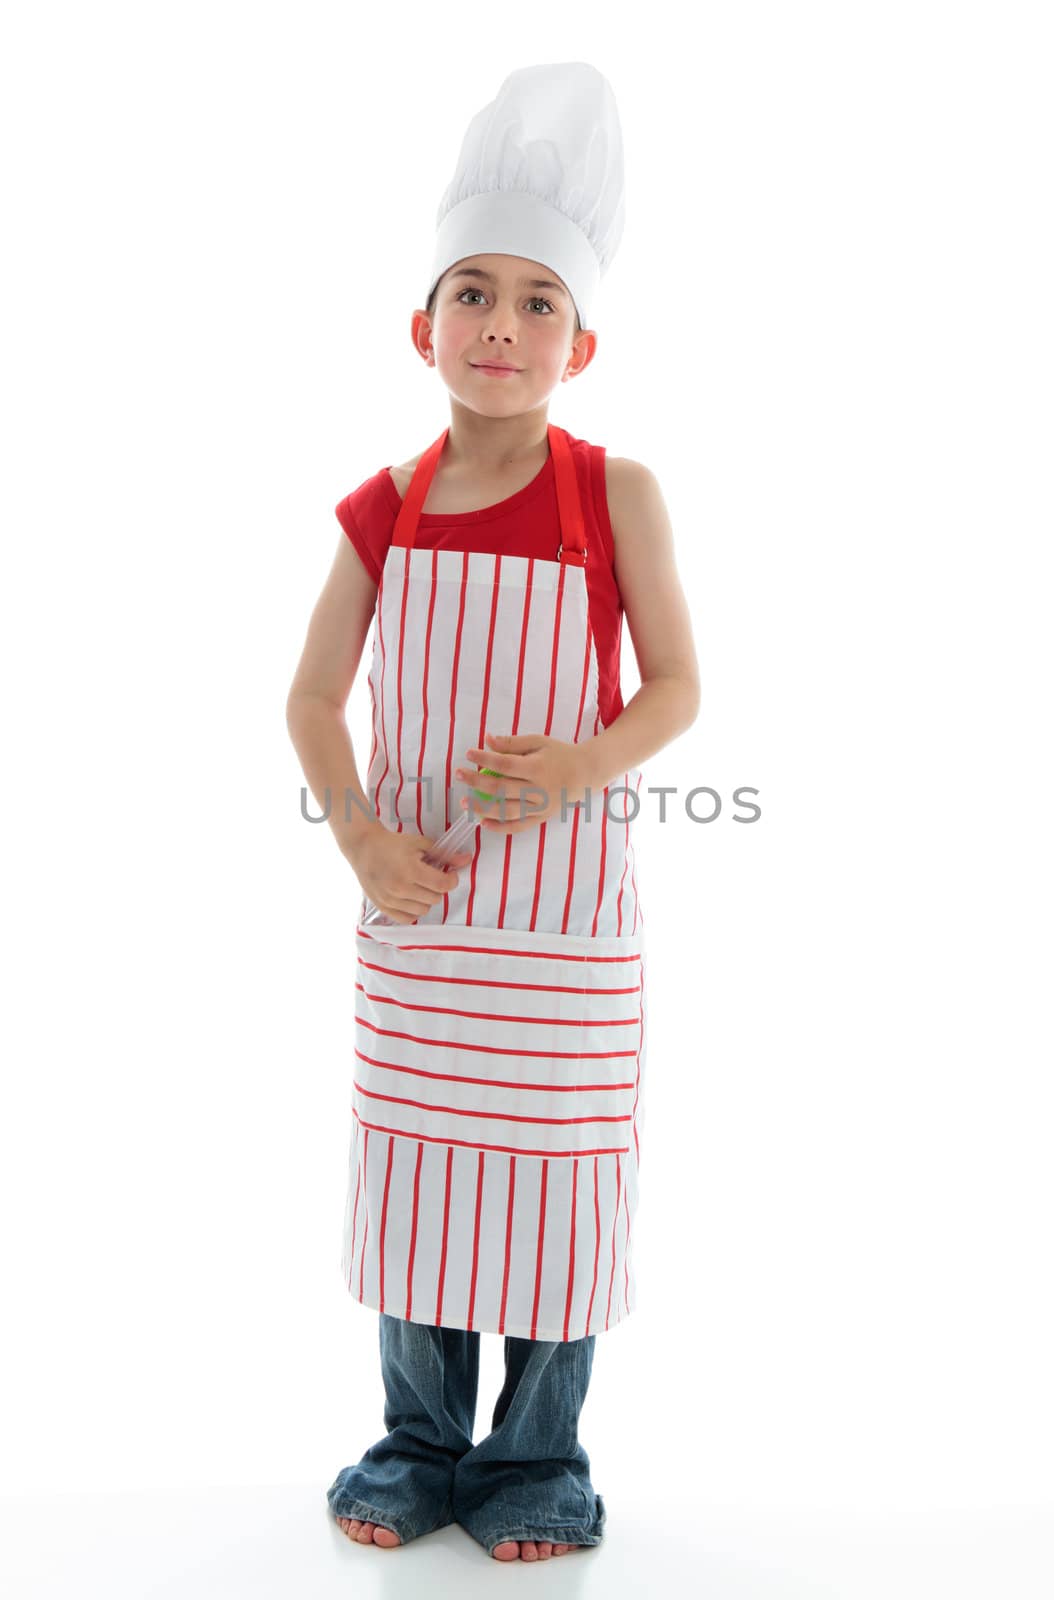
[521, 1540, 538, 1560]
[537, 1541, 553, 1558]
[492, 1540, 520, 1560]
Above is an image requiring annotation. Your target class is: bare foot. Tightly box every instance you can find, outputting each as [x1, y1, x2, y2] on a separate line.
[335, 1516, 401, 1547]
[492, 1539, 582, 1560]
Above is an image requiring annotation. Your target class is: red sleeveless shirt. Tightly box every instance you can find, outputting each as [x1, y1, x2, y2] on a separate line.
[335, 431, 627, 729]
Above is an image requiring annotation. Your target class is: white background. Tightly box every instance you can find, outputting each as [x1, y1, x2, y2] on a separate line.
[3, 1, 1051, 1595]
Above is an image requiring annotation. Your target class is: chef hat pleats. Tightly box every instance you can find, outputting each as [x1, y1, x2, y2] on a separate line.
[426, 62, 626, 332]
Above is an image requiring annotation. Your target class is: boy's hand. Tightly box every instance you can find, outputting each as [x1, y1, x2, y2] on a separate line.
[454, 732, 593, 835]
[348, 825, 473, 925]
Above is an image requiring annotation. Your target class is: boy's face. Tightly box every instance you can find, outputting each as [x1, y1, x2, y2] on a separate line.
[414, 253, 596, 411]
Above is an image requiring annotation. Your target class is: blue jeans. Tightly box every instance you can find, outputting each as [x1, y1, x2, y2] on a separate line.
[326, 1312, 607, 1556]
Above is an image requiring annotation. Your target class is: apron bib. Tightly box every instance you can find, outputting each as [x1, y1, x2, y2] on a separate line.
[341, 423, 648, 1341]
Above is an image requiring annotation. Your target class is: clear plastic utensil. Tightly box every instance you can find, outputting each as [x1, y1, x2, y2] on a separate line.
[361, 767, 503, 928]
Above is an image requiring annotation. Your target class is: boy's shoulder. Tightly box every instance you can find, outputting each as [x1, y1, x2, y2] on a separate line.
[604, 454, 664, 544]
[603, 453, 657, 489]
[387, 456, 423, 498]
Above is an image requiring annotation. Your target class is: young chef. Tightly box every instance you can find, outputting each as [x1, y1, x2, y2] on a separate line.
[286, 60, 700, 1562]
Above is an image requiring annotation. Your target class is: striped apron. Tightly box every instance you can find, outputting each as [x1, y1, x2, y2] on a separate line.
[341, 422, 647, 1341]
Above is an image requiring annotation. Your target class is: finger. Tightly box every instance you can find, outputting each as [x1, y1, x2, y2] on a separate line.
[460, 793, 501, 821]
[385, 902, 430, 921]
[477, 733, 546, 756]
[464, 797, 526, 822]
[417, 866, 466, 893]
[464, 751, 518, 771]
[417, 848, 475, 886]
[478, 791, 548, 821]
[386, 887, 436, 916]
[453, 769, 520, 802]
[471, 782, 539, 811]
[384, 908, 425, 925]
[425, 844, 479, 870]
[416, 857, 476, 896]
[486, 777, 551, 803]
[459, 792, 493, 819]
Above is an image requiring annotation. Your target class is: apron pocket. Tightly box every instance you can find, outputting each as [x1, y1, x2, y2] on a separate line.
[353, 919, 645, 1160]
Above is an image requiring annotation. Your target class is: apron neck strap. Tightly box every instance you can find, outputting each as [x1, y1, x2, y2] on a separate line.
[391, 423, 588, 565]
[391, 428, 449, 548]
[550, 424, 587, 566]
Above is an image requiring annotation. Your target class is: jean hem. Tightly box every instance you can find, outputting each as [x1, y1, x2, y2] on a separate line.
[328, 1494, 450, 1545]
[460, 1491, 606, 1555]
[468, 1523, 605, 1555]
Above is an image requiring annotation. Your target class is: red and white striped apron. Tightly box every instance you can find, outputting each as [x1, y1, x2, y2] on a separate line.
[341, 422, 647, 1341]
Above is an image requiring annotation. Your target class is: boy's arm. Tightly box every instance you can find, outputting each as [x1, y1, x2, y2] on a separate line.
[286, 533, 385, 863]
[577, 456, 701, 794]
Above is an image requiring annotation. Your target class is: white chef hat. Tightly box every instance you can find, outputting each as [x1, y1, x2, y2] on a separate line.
[425, 62, 626, 333]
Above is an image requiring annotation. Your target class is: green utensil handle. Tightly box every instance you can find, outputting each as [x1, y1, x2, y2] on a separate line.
[469, 765, 503, 804]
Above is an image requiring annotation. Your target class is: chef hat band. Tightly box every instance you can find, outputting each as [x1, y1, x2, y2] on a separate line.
[425, 62, 626, 333]
[429, 191, 601, 333]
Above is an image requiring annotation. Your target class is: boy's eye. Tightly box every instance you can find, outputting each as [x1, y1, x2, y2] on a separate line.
[455, 288, 554, 314]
